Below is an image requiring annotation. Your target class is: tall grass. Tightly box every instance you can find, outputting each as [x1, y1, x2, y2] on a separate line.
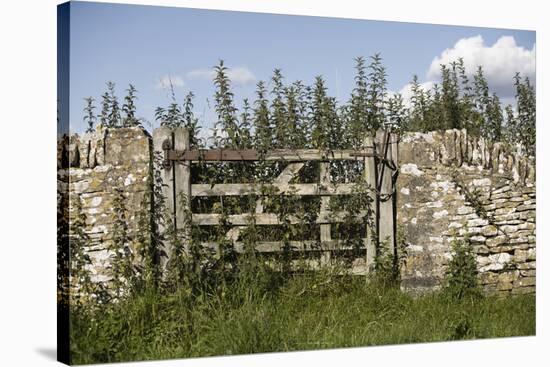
[70, 270, 535, 365]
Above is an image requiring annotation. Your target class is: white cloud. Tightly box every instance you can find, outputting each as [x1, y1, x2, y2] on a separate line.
[396, 81, 436, 108]
[186, 69, 214, 81]
[386, 81, 435, 110]
[155, 75, 185, 90]
[227, 67, 257, 85]
[427, 35, 535, 97]
[187, 66, 257, 86]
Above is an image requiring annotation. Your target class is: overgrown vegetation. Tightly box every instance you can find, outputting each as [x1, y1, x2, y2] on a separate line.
[444, 237, 481, 300]
[67, 55, 536, 363]
[83, 56, 535, 154]
[70, 272, 535, 364]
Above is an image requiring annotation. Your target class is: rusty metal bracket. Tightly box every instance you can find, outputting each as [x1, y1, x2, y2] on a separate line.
[161, 139, 172, 169]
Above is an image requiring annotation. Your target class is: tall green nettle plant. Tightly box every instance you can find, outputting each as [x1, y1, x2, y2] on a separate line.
[83, 97, 97, 133]
[69, 195, 94, 306]
[164, 205, 183, 290]
[253, 81, 272, 157]
[445, 237, 480, 300]
[310, 76, 331, 150]
[366, 53, 387, 133]
[456, 58, 474, 130]
[348, 56, 369, 146]
[239, 98, 253, 150]
[430, 83, 446, 131]
[386, 92, 407, 134]
[182, 91, 201, 147]
[408, 74, 430, 132]
[134, 155, 167, 291]
[107, 81, 121, 128]
[109, 187, 136, 298]
[213, 60, 249, 218]
[155, 82, 184, 129]
[440, 63, 461, 130]
[271, 69, 288, 148]
[486, 93, 503, 142]
[284, 80, 308, 149]
[99, 87, 111, 128]
[122, 84, 139, 127]
[473, 66, 491, 137]
[509, 73, 536, 156]
[213, 60, 242, 149]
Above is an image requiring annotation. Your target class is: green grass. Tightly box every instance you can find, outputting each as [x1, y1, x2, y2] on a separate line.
[70, 272, 535, 365]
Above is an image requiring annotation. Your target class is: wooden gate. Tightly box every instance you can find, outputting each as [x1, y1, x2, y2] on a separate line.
[153, 127, 398, 274]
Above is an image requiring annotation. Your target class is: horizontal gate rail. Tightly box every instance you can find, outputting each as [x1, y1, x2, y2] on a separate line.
[166, 148, 380, 162]
[192, 183, 359, 197]
[192, 211, 368, 226]
[200, 239, 369, 253]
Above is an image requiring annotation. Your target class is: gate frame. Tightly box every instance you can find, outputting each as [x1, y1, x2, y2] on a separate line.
[153, 127, 398, 274]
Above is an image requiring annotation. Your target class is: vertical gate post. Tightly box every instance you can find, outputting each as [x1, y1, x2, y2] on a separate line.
[173, 128, 191, 232]
[153, 126, 173, 272]
[319, 161, 331, 265]
[376, 130, 397, 264]
[390, 132, 398, 261]
[363, 135, 378, 272]
[152, 127, 191, 272]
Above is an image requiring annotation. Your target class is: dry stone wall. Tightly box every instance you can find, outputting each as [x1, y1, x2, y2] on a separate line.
[397, 129, 536, 296]
[58, 126, 151, 284]
[59, 127, 536, 296]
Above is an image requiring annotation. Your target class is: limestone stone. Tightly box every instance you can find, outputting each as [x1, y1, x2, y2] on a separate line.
[516, 204, 536, 212]
[401, 163, 424, 176]
[433, 210, 449, 219]
[469, 235, 486, 243]
[514, 248, 536, 262]
[520, 270, 536, 277]
[516, 261, 536, 270]
[492, 185, 511, 195]
[457, 206, 474, 215]
[514, 277, 535, 287]
[467, 218, 489, 227]
[473, 245, 489, 254]
[482, 225, 498, 237]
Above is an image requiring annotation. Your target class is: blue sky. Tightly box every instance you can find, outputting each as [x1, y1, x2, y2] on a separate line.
[66, 1, 536, 133]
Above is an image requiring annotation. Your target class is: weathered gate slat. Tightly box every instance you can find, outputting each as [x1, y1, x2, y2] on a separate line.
[273, 162, 305, 184]
[153, 128, 191, 272]
[168, 148, 379, 162]
[200, 239, 369, 253]
[363, 135, 377, 272]
[192, 183, 356, 196]
[192, 211, 368, 226]
[153, 126, 175, 271]
[319, 162, 332, 265]
[253, 162, 304, 213]
[173, 128, 191, 229]
[376, 130, 397, 258]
